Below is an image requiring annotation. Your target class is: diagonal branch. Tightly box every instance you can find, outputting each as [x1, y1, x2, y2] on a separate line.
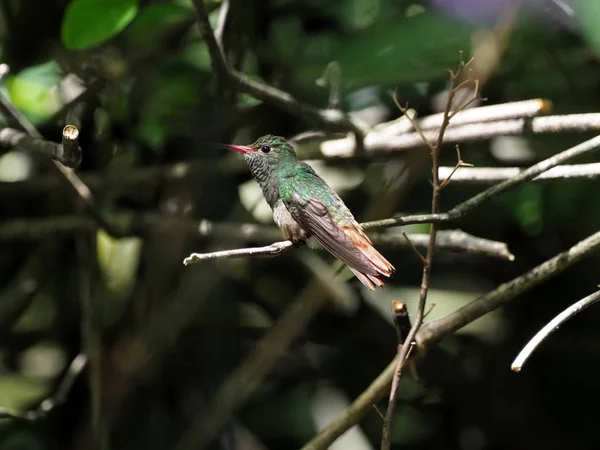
[0, 353, 87, 421]
[363, 133, 600, 229]
[301, 228, 600, 450]
[0, 89, 126, 237]
[191, 0, 366, 150]
[438, 163, 600, 184]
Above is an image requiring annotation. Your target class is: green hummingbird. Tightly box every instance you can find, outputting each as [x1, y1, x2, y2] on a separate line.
[222, 134, 394, 289]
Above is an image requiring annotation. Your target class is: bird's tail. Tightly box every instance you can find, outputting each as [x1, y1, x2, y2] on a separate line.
[349, 241, 395, 290]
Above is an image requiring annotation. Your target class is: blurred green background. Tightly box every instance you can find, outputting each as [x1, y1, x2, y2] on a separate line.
[0, 0, 599, 449]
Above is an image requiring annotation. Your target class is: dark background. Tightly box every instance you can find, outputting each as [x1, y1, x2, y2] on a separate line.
[0, 0, 599, 449]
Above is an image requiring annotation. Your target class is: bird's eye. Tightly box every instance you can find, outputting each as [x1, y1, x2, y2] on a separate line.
[260, 146, 271, 153]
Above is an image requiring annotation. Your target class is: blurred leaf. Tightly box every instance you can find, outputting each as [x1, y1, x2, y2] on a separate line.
[0, 375, 51, 409]
[291, 12, 474, 91]
[574, 0, 600, 57]
[181, 41, 212, 71]
[135, 69, 203, 151]
[238, 179, 273, 223]
[61, 0, 139, 50]
[242, 383, 316, 440]
[507, 184, 544, 236]
[125, 2, 193, 49]
[391, 404, 434, 444]
[270, 17, 303, 60]
[0, 151, 34, 182]
[326, 0, 382, 31]
[97, 229, 142, 326]
[5, 61, 62, 124]
[13, 291, 56, 332]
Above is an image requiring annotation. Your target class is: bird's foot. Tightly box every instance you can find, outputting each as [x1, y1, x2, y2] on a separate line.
[291, 238, 307, 248]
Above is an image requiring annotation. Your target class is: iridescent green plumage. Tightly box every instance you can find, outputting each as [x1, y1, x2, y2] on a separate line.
[226, 134, 394, 289]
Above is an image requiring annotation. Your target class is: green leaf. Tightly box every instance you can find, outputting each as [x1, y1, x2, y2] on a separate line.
[125, 2, 193, 49]
[574, 0, 600, 57]
[5, 61, 62, 123]
[61, 0, 139, 50]
[289, 12, 474, 91]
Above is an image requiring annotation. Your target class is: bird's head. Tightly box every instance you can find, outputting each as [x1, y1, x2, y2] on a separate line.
[222, 134, 298, 178]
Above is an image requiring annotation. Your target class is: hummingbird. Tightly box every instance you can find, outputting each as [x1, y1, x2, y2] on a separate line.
[222, 134, 394, 289]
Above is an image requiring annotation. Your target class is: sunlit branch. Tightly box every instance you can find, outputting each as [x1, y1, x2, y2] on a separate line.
[511, 289, 600, 372]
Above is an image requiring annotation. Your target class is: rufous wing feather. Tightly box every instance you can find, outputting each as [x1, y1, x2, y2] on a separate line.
[286, 196, 395, 289]
[342, 225, 395, 289]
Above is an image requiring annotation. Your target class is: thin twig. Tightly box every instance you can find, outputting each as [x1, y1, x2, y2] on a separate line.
[0, 353, 88, 420]
[302, 228, 600, 450]
[184, 241, 294, 264]
[511, 289, 600, 372]
[182, 230, 514, 263]
[381, 59, 475, 450]
[401, 231, 428, 264]
[214, 0, 229, 53]
[439, 145, 473, 190]
[392, 93, 435, 153]
[191, 0, 229, 82]
[190, 0, 366, 150]
[363, 133, 600, 229]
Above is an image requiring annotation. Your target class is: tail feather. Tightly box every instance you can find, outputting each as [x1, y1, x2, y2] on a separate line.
[344, 226, 395, 288]
[350, 268, 386, 290]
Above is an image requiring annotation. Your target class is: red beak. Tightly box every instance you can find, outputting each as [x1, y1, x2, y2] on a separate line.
[220, 144, 256, 154]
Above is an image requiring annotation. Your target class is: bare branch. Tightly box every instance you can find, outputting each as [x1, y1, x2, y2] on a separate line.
[191, 0, 229, 83]
[511, 289, 600, 372]
[0, 125, 82, 168]
[319, 113, 600, 158]
[401, 231, 428, 264]
[381, 58, 478, 450]
[214, 0, 229, 53]
[439, 145, 473, 190]
[0, 86, 128, 237]
[182, 230, 514, 264]
[401, 230, 514, 261]
[420, 231, 600, 345]
[363, 134, 600, 229]
[184, 241, 294, 264]
[0, 93, 41, 138]
[190, 0, 366, 151]
[365, 98, 551, 139]
[302, 228, 600, 450]
[392, 91, 435, 153]
[438, 163, 600, 184]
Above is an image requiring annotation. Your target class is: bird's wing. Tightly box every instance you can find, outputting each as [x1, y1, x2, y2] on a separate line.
[281, 172, 389, 277]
